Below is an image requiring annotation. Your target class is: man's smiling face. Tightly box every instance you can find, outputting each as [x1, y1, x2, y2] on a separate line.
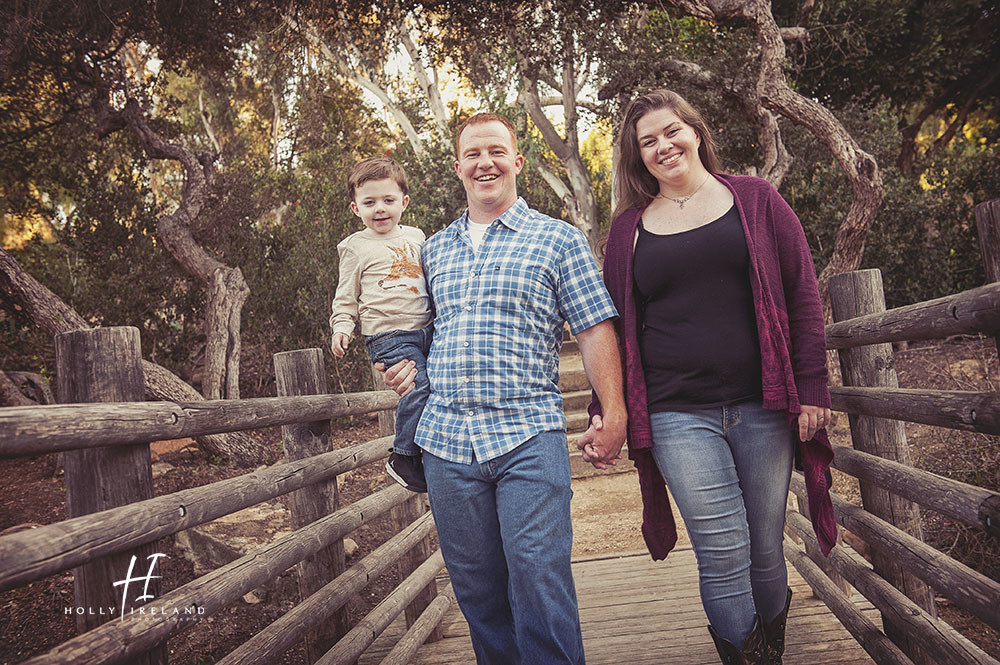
[455, 120, 524, 222]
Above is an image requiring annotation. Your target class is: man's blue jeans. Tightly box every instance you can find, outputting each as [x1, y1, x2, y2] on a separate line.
[423, 431, 584, 665]
[649, 400, 794, 645]
[364, 326, 432, 456]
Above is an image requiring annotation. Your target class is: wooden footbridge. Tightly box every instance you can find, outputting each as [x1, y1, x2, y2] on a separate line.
[1, 199, 999, 665]
[360, 548, 881, 665]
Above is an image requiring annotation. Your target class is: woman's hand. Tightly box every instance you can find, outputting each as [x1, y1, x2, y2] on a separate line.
[798, 404, 832, 442]
[577, 413, 625, 470]
[374, 359, 417, 397]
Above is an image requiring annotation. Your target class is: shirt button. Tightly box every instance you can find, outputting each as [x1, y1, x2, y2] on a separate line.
[464, 377, 471, 383]
[465, 305, 473, 311]
[463, 341, 470, 347]
[467, 410, 474, 417]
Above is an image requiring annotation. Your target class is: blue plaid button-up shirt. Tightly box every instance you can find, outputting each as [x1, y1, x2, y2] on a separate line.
[415, 198, 617, 464]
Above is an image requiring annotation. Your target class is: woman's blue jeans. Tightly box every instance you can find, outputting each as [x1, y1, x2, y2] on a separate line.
[423, 431, 584, 665]
[649, 400, 794, 645]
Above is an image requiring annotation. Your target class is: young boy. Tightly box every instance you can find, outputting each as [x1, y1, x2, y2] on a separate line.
[330, 157, 432, 492]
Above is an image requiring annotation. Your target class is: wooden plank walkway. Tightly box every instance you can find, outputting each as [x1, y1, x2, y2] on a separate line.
[361, 546, 880, 664]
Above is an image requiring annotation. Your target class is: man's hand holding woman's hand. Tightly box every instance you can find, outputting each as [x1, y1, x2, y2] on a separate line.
[577, 411, 627, 470]
[374, 359, 417, 397]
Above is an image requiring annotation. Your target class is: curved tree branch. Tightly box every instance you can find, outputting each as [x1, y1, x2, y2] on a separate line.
[658, 0, 883, 302]
[0, 247, 266, 465]
[86, 57, 252, 405]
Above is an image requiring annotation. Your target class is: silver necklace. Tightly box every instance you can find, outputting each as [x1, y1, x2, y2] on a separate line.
[655, 174, 710, 209]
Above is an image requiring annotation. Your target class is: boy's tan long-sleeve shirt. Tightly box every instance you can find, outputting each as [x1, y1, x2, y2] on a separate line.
[329, 225, 432, 338]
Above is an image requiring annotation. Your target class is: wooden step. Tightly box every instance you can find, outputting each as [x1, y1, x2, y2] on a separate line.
[560, 339, 579, 355]
[566, 411, 591, 434]
[562, 389, 592, 413]
[558, 369, 590, 393]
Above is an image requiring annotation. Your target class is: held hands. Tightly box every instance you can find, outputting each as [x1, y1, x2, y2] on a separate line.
[331, 333, 351, 359]
[798, 404, 833, 442]
[374, 358, 417, 397]
[576, 412, 627, 470]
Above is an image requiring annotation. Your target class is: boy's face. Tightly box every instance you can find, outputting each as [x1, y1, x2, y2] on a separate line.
[351, 178, 409, 235]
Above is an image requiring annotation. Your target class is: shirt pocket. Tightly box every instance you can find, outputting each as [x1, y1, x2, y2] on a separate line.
[482, 256, 557, 319]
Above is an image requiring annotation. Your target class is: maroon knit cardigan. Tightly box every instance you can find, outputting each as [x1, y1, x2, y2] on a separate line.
[591, 173, 837, 559]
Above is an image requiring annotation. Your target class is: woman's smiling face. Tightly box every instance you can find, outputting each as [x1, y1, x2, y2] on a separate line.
[635, 107, 703, 185]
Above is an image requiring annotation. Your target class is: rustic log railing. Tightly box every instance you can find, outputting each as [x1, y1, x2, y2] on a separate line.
[3, 199, 1000, 665]
[781, 198, 1000, 665]
[0, 335, 451, 665]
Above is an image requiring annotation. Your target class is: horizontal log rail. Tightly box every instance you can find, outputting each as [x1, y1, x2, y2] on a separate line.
[0, 391, 399, 458]
[786, 512, 999, 665]
[829, 445, 1000, 537]
[379, 583, 456, 665]
[825, 282, 1000, 350]
[22, 483, 412, 665]
[782, 537, 913, 665]
[218, 512, 437, 665]
[0, 435, 393, 592]
[790, 474, 1000, 633]
[830, 386, 1000, 435]
[316, 549, 447, 665]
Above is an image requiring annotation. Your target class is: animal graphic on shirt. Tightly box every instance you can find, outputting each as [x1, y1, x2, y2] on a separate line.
[379, 243, 423, 295]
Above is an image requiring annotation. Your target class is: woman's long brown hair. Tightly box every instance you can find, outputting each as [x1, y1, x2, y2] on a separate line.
[612, 89, 722, 223]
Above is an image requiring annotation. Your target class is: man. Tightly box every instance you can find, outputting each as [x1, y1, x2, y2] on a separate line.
[381, 112, 626, 664]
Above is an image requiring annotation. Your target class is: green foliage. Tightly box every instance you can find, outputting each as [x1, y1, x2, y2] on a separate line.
[580, 119, 614, 231]
[3, 0, 998, 403]
[781, 103, 997, 308]
[3, 134, 204, 378]
[775, 0, 1000, 111]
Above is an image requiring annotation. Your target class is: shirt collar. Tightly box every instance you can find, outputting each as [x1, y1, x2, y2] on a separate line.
[451, 197, 530, 238]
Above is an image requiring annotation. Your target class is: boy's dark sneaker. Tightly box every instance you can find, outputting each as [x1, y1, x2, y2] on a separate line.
[385, 453, 427, 493]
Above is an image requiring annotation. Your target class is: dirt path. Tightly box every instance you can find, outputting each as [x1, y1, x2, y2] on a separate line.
[570, 470, 688, 558]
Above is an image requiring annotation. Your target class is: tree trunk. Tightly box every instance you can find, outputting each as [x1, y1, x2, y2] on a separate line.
[0, 247, 266, 465]
[0, 371, 36, 406]
[652, 0, 884, 304]
[106, 96, 247, 403]
[518, 74, 601, 253]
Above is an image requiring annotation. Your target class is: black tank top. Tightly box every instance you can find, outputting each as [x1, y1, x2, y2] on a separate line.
[633, 205, 763, 411]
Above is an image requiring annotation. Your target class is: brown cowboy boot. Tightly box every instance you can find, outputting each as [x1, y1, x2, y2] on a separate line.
[708, 615, 770, 665]
[763, 588, 792, 664]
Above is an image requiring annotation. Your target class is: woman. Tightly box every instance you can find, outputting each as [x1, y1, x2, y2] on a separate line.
[583, 89, 837, 665]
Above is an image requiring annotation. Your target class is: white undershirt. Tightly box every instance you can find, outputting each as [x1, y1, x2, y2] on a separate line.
[467, 220, 490, 253]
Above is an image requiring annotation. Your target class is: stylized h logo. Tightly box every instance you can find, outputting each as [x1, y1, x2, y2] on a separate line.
[112, 553, 166, 620]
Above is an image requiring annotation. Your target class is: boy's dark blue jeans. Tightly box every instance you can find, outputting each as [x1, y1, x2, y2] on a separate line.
[364, 325, 432, 456]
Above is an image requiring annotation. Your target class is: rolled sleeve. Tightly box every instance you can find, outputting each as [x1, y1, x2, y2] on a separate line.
[556, 228, 618, 335]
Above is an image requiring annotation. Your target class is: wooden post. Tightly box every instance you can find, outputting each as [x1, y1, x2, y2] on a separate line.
[792, 494, 850, 597]
[372, 367, 442, 642]
[975, 198, 1000, 356]
[56, 326, 166, 665]
[829, 270, 937, 665]
[274, 349, 348, 663]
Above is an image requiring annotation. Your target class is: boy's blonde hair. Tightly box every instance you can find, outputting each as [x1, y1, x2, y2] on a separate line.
[348, 157, 409, 200]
